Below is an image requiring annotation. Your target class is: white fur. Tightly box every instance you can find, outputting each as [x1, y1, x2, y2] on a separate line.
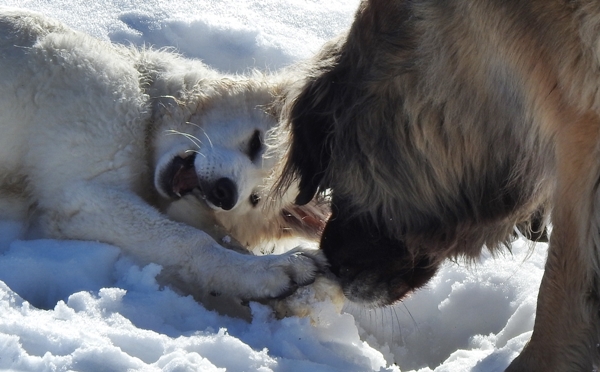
[0, 8, 327, 314]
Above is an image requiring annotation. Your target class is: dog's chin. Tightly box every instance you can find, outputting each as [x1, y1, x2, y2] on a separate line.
[333, 259, 439, 307]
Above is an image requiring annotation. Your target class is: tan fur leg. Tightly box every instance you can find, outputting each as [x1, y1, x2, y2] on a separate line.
[507, 110, 600, 371]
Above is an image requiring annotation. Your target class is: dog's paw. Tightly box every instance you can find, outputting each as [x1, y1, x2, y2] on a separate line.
[180, 243, 330, 304]
[249, 247, 329, 300]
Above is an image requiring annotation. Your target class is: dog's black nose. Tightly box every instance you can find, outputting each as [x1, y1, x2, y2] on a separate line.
[207, 178, 238, 210]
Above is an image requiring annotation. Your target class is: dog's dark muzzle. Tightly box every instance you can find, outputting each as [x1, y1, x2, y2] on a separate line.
[320, 209, 439, 306]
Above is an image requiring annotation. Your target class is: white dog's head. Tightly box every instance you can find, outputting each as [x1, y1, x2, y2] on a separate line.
[151, 69, 328, 249]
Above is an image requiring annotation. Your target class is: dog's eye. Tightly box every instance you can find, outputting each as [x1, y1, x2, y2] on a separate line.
[250, 193, 261, 207]
[248, 130, 262, 161]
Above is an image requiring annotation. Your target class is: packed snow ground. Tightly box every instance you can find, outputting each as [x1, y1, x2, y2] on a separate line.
[0, 1, 547, 371]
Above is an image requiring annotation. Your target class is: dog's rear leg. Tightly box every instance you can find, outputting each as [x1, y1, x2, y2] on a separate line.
[507, 110, 600, 371]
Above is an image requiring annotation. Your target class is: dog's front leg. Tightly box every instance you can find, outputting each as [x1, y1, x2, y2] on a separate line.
[37, 183, 326, 303]
[507, 110, 600, 371]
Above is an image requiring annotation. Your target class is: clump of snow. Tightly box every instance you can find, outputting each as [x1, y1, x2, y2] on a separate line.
[272, 275, 346, 320]
[0, 1, 546, 371]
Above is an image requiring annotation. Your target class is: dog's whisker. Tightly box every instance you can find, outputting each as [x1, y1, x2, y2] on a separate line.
[185, 121, 202, 130]
[165, 129, 202, 149]
[183, 120, 214, 149]
[158, 94, 182, 105]
[195, 125, 214, 149]
[400, 301, 417, 331]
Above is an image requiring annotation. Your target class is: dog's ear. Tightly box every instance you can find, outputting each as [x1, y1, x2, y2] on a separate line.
[286, 64, 347, 205]
[276, 36, 348, 206]
[287, 80, 332, 205]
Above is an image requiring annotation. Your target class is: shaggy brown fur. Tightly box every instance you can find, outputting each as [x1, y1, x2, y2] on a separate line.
[275, 0, 600, 370]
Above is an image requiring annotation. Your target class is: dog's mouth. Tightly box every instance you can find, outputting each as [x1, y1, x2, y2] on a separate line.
[160, 153, 199, 199]
[169, 153, 199, 198]
[281, 206, 327, 240]
[160, 153, 238, 211]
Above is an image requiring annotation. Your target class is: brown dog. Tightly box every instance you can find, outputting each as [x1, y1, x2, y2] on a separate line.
[274, 0, 600, 370]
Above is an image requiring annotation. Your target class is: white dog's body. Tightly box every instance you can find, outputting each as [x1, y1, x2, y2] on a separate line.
[0, 8, 327, 310]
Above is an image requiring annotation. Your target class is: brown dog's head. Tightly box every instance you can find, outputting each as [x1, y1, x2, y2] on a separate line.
[280, 74, 443, 305]
[274, 3, 444, 306]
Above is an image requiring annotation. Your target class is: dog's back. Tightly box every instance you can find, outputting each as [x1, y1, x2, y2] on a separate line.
[0, 8, 150, 219]
[0, 9, 68, 219]
[0, 9, 59, 179]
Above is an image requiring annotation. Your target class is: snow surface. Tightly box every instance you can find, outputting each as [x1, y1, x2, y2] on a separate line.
[0, 0, 547, 371]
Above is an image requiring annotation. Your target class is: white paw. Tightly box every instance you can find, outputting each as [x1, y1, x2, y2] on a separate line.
[247, 247, 328, 300]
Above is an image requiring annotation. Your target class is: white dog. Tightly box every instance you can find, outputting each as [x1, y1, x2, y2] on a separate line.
[0, 8, 329, 312]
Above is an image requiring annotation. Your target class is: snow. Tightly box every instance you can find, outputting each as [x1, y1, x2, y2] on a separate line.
[0, 0, 546, 371]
